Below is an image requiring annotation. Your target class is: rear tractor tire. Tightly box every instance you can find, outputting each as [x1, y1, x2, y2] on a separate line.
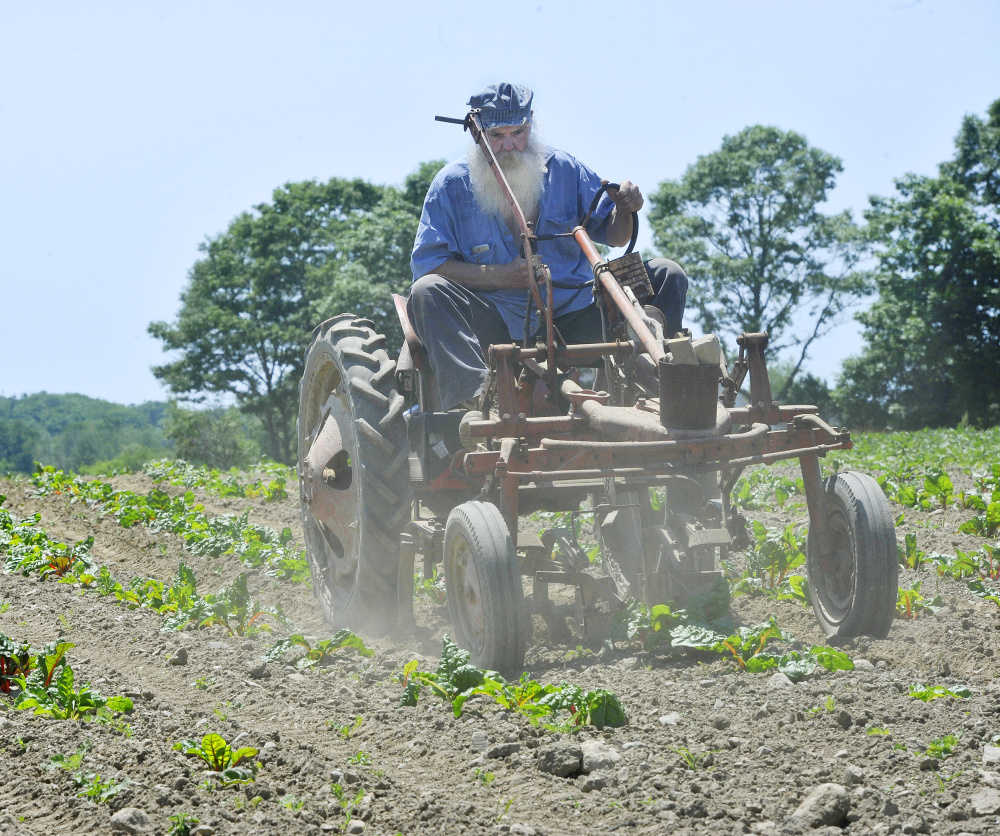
[807, 471, 897, 639]
[297, 314, 412, 635]
[443, 501, 526, 676]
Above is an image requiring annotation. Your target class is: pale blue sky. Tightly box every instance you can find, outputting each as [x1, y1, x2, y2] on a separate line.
[1, 0, 997, 405]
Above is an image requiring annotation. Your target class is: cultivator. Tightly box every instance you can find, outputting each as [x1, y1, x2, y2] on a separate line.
[297, 108, 898, 674]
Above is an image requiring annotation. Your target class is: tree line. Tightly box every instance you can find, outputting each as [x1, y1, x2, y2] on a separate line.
[147, 100, 1000, 464]
[0, 394, 271, 475]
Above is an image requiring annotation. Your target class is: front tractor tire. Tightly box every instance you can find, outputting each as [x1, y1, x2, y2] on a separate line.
[443, 501, 526, 676]
[807, 471, 897, 640]
[297, 314, 412, 635]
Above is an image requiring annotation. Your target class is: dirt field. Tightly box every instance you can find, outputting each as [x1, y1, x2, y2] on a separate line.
[2, 461, 1000, 836]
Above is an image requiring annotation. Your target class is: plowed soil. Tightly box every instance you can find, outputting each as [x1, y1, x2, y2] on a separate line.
[2, 464, 1000, 836]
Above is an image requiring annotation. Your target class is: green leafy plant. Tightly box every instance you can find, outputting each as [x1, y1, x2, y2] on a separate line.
[400, 637, 627, 730]
[925, 734, 960, 759]
[11, 641, 132, 721]
[172, 733, 258, 784]
[922, 467, 955, 510]
[329, 715, 364, 739]
[45, 741, 92, 771]
[732, 469, 803, 510]
[15, 664, 131, 720]
[0, 632, 33, 693]
[473, 767, 495, 786]
[264, 629, 373, 669]
[896, 580, 943, 619]
[898, 533, 928, 570]
[332, 783, 366, 832]
[350, 750, 371, 765]
[414, 564, 447, 603]
[612, 598, 684, 651]
[729, 522, 806, 600]
[909, 684, 972, 702]
[667, 617, 853, 680]
[73, 771, 129, 804]
[164, 572, 288, 637]
[969, 577, 1000, 607]
[1, 496, 95, 583]
[959, 502, 1000, 537]
[144, 459, 289, 502]
[167, 813, 200, 836]
[666, 745, 713, 772]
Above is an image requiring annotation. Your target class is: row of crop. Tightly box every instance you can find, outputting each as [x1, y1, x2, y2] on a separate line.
[731, 458, 1000, 525]
[29, 465, 309, 584]
[4, 482, 635, 735]
[0, 634, 134, 720]
[142, 459, 292, 503]
[835, 426, 1000, 475]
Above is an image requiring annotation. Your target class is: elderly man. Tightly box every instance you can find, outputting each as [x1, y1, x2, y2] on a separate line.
[408, 82, 687, 411]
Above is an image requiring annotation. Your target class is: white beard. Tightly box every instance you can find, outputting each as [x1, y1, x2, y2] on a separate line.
[467, 132, 547, 227]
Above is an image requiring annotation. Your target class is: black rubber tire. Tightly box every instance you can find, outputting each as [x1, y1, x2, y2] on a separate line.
[297, 314, 411, 635]
[443, 501, 526, 676]
[807, 471, 897, 639]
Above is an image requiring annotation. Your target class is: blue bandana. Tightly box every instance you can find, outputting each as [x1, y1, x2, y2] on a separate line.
[468, 83, 533, 128]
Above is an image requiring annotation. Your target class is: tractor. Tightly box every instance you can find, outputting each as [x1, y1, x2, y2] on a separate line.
[296, 110, 897, 675]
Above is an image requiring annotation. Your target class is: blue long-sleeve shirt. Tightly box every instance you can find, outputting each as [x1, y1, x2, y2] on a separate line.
[410, 146, 615, 339]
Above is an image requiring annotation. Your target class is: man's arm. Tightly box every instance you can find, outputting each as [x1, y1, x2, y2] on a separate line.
[604, 179, 644, 248]
[428, 257, 531, 291]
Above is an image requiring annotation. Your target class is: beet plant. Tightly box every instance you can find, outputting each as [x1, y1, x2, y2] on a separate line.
[264, 629, 373, 669]
[896, 580, 943, 619]
[400, 637, 627, 730]
[0, 632, 32, 693]
[173, 733, 259, 784]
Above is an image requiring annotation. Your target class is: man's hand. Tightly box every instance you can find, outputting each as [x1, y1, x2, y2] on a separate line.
[612, 180, 644, 214]
[606, 180, 644, 247]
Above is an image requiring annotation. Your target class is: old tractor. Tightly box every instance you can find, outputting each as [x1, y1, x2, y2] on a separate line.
[296, 110, 897, 674]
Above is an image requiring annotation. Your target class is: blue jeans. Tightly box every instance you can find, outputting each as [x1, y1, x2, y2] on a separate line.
[407, 258, 687, 409]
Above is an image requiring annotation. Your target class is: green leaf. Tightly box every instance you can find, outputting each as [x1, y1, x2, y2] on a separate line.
[585, 689, 627, 729]
[105, 695, 134, 713]
[201, 733, 232, 771]
[668, 624, 723, 649]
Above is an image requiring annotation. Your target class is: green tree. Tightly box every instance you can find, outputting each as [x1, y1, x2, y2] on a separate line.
[648, 126, 867, 397]
[149, 163, 442, 464]
[0, 417, 41, 473]
[836, 101, 1000, 429]
[163, 403, 260, 470]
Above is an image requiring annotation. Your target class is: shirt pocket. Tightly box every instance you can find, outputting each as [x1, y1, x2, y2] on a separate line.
[461, 242, 494, 264]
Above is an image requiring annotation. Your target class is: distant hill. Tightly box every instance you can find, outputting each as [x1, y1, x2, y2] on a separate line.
[0, 392, 171, 473]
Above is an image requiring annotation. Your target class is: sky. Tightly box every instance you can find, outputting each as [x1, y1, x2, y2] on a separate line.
[1, 0, 997, 406]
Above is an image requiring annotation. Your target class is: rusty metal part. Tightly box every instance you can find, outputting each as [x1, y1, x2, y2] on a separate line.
[799, 453, 830, 563]
[573, 225, 666, 363]
[607, 251, 653, 303]
[736, 332, 774, 414]
[300, 403, 358, 562]
[398, 531, 416, 630]
[727, 404, 819, 426]
[462, 111, 549, 330]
